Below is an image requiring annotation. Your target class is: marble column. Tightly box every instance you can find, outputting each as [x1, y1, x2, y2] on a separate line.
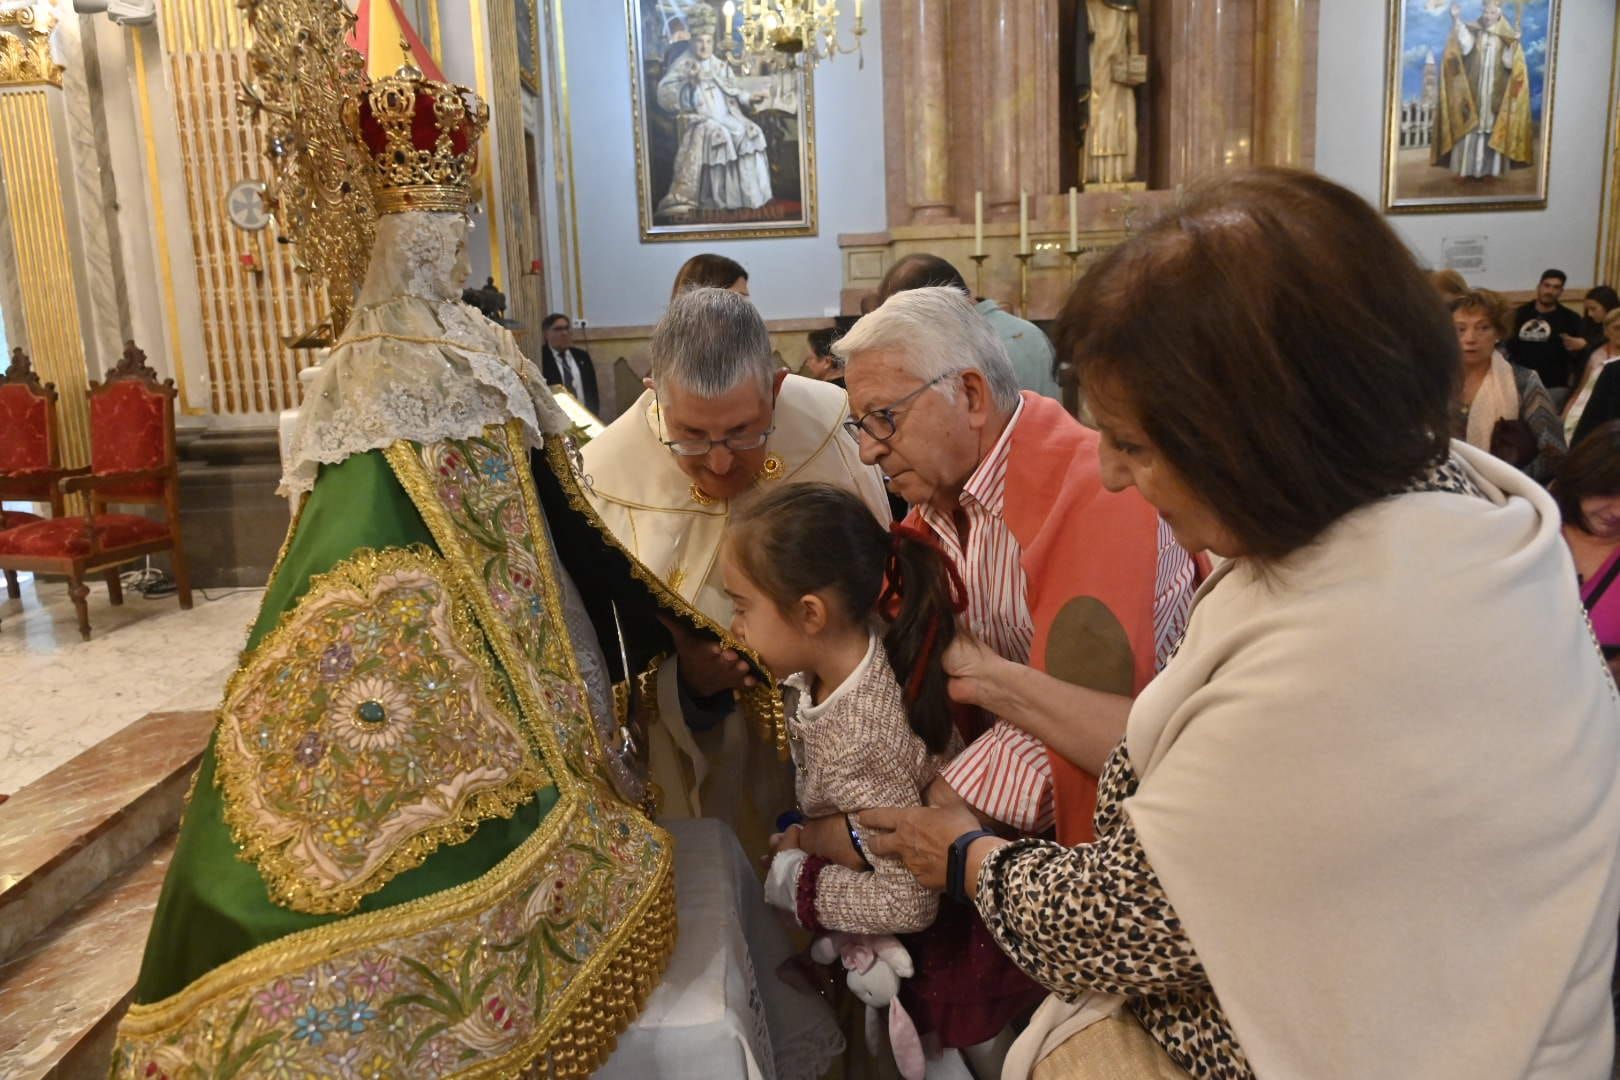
[1253, 0, 1305, 167]
[903, 0, 951, 224]
[1150, 0, 1229, 185]
[55, 8, 131, 376]
[980, 0, 1019, 218]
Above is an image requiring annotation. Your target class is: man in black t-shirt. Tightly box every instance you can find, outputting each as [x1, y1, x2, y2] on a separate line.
[1510, 268, 1583, 391]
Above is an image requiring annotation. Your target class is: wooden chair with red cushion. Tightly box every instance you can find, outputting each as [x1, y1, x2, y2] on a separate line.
[0, 347, 75, 601]
[0, 343, 192, 639]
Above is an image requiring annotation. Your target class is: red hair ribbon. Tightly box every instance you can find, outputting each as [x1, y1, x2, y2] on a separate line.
[878, 519, 968, 705]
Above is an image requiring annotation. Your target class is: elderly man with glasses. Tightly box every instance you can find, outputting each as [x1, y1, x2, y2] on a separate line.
[804, 286, 1200, 859]
[579, 286, 889, 844]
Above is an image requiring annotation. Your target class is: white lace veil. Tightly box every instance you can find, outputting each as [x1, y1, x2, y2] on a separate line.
[280, 211, 569, 499]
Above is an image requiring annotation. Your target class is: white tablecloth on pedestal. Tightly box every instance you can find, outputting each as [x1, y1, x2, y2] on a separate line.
[600, 818, 845, 1080]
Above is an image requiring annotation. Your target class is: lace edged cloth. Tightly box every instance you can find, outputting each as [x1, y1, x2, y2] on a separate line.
[280, 212, 570, 499]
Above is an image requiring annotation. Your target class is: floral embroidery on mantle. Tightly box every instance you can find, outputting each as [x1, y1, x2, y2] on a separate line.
[390, 428, 606, 783]
[111, 793, 675, 1079]
[113, 424, 680, 1077]
[213, 547, 546, 915]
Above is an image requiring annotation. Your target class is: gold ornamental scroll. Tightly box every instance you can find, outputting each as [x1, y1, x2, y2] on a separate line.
[0, 6, 91, 476]
[151, 0, 328, 416]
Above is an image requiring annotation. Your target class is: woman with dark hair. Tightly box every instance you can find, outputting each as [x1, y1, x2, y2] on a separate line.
[670, 252, 749, 298]
[1450, 289, 1565, 481]
[1564, 309, 1620, 441]
[1557, 419, 1620, 678]
[857, 168, 1620, 1080]
[1563, 285, 1620, 364]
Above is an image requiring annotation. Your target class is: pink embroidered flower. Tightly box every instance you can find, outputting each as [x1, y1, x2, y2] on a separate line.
[419, 1037, 457, 1070]
[350, 956, 396, 999]
[254, 979, 301, 1023]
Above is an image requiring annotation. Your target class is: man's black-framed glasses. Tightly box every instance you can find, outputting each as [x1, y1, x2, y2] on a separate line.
[655, 390, 774, 457]
[842, 372, 957, 443]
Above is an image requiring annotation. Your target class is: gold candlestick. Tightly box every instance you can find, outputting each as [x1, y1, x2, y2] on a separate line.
[969, 253, 989, 299]
[1064, 247, 1085, 285]
[1014, 252, 1033, 319]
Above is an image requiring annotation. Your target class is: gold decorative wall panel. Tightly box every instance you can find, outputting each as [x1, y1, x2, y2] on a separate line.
[156, 0, 326, 416]
[0, 89, 91, 468]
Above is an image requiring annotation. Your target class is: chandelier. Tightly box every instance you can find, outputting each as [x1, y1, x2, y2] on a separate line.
[722, 0, 865, 70]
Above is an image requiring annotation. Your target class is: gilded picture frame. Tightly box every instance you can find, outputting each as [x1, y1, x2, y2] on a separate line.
[516, 0, 540, 94]
[1382, 0, 1560, 214]
[625, 0, 818, 242]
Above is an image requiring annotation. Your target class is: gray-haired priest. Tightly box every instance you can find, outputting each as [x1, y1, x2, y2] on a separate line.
[580, 287, 890, 852]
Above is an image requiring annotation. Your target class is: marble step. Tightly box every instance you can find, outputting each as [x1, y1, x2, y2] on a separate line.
[0, 832, 174, 1079]
[0, 709, 214, 968]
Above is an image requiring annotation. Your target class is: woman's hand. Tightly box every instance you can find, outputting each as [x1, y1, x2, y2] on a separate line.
[797, 815, 868, 870]
[943, 635, 1010, 713]
[858, 802, 985, 892]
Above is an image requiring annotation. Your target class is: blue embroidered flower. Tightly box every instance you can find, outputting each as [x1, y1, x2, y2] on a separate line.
[332, 999, 376, 1034]
[291, 1004, 331, 1045]
[479, 454, 513, 483]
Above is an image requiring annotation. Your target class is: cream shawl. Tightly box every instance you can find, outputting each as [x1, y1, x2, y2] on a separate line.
[1117, 441, 1620, 1078]
[1464, 351, 1522, 451]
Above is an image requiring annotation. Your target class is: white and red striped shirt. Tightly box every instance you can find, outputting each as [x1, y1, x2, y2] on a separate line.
[924, 404, 1199, 834]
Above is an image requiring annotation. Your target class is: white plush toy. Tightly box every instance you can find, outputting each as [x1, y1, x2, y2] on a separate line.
[811, 932, 926, 1079]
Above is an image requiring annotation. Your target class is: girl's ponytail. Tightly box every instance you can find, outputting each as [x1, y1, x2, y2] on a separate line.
[879, 521, 966, 755]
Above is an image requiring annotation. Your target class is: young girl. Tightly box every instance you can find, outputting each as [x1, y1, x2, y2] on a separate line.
[722, 482, 1041, 1074]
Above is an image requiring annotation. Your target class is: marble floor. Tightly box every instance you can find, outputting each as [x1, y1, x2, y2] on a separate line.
[0, 573, 261, 796]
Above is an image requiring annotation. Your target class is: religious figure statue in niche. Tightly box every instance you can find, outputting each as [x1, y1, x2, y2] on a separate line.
[1433, 0, 1534, 179]
[1083, 0, 1147, 188]
[655, 2, 772, 217]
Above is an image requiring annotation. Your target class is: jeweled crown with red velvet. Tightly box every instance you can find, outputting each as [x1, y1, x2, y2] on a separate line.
[342, 63, 489, 215]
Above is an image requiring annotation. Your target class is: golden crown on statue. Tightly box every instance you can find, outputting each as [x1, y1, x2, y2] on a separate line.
[341, 63, 490, 215]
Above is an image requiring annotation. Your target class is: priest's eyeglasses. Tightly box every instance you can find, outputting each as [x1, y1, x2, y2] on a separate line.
[842, 372, 957, 443]
[654, 391, 774, 457]
[661, 429, 775, 457]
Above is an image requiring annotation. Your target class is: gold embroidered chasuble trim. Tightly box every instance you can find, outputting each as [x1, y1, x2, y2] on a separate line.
[112, 425, 677, 1078]
[213, 547, 546, 915]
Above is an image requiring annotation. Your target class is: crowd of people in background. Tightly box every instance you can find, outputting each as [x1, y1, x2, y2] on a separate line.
[533, 172, 1620, 1079]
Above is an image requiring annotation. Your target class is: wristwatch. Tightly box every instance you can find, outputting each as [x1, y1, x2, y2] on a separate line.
[946, 828, 997, 905]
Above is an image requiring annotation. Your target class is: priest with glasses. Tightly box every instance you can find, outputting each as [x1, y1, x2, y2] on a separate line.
[579, 287, 889, 847]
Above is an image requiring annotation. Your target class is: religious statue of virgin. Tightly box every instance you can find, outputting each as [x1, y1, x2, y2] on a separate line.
[108, 2, 768, 1074]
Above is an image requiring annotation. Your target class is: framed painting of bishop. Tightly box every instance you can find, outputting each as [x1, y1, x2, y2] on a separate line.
[625, 0, 818, 241]
[1382, 0, 1559, 214]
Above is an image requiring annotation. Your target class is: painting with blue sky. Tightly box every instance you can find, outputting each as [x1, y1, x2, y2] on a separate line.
[1384, 0, 1558, 212]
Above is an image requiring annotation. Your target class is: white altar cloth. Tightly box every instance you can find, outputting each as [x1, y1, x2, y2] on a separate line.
[600, 818, 844, 1079]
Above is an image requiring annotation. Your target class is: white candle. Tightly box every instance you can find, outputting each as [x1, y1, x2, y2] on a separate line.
[855, 0, 863, 21]
[1018, 191, 1029, 255]
[1068, 186, 1079, 251]
[974, 191, 984, 257]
